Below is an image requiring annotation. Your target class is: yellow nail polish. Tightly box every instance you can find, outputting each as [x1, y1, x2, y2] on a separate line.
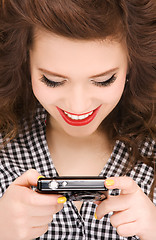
[37, 175, 45, 180]
[57, 196, 67, 204]
[105, 179, 115, 187]
[94, 212, 97, 220]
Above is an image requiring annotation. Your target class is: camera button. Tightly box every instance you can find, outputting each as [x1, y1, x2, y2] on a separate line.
[49, 180, 59, 189]
[62, 181, 68, 187]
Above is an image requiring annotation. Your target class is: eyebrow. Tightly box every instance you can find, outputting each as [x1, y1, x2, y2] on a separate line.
[38, 67, 119, 79]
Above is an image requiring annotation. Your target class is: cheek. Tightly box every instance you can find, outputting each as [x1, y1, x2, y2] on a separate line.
[99, 84, 125, 120]
[31, 80, 57, 105]
[30, 68, 58, 105]
[100, 84, 125, 105]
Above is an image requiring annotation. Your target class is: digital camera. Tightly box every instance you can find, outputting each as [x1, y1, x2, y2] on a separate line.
[37, 176, 108, 201]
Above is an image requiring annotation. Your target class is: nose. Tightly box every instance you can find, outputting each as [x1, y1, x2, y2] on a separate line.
[66, 84, 92, 114]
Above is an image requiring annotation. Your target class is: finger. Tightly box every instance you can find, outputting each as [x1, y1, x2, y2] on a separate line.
[11, 183, 66, 209]
[26, 190, 64, 206]
[8, 185, 64, 213]
[95, 194, 131, 219]
[30, 225, 49, 239]
[28, 204, 61, 217]
[28, 215, 53, 227]
[13, 169, 41, 188]
[26, 203, 63, 218]
[116, 221, 138, 237]
[104, 176, 139, 195]
[110, 209, 136, 228]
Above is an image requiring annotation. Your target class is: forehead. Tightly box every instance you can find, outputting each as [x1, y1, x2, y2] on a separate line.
[30, 28, 128, 76]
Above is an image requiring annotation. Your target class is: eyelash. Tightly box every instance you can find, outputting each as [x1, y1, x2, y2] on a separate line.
[40, 75, 65, 88]
[91, 74, 116, 87]
[40, 74, 116, 88]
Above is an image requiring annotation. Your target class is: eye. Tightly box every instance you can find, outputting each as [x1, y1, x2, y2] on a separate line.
[91, 74, 116, 87]
[40, 75, 66, 88]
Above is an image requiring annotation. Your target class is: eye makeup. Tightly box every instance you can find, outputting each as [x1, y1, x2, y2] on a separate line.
[91, 74, 116, 87]
[40, 73, 117, 88]
[40, 75, 66, 88]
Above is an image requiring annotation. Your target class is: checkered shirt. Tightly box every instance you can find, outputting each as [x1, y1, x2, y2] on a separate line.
[0, 105, 155, 240]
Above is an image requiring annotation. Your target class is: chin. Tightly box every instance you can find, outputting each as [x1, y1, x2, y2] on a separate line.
[63, 124, 99, 138]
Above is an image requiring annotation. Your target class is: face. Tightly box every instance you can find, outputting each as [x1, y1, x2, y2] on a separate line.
[30, 29, 128, 137]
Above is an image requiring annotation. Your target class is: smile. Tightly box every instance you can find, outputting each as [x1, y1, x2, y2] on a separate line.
[57, 106, 101, 126]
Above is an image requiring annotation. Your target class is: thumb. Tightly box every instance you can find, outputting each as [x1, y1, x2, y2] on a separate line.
[13, 169, 42, 188]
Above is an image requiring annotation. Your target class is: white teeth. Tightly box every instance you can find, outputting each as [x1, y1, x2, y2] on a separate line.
[71, 115, 79, 120]
[64, 111, 93, 120]
[79, 115, 86, 120]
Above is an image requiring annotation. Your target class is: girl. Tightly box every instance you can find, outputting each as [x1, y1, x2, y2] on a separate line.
[0, 0, 156, 239]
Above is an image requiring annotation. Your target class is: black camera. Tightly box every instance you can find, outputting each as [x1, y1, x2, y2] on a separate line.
[37, 176, 108, 201]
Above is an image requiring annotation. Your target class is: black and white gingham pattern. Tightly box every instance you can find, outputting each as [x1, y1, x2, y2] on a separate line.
[0, 105, 155, 240]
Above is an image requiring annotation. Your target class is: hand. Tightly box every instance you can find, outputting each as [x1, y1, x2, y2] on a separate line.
[0, 169, 66, 240]
[95, 176, 156, 240]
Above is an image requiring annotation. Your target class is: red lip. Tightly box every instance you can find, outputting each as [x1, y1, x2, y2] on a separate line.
[57, 106, 101, 126]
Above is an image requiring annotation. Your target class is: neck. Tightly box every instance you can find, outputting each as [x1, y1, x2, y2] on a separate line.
[46, 116, 114, 176]
[46, 115, 113, 152]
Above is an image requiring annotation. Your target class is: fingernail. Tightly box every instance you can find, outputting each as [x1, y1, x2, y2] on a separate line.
[57, 196, 67, 204]
[94, 212, 98, 220]
[105, 179, 115, 187]
[37, 175, 45, 180]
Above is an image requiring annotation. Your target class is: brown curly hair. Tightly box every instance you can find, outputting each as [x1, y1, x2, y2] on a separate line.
[0, 0, 156, 197]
